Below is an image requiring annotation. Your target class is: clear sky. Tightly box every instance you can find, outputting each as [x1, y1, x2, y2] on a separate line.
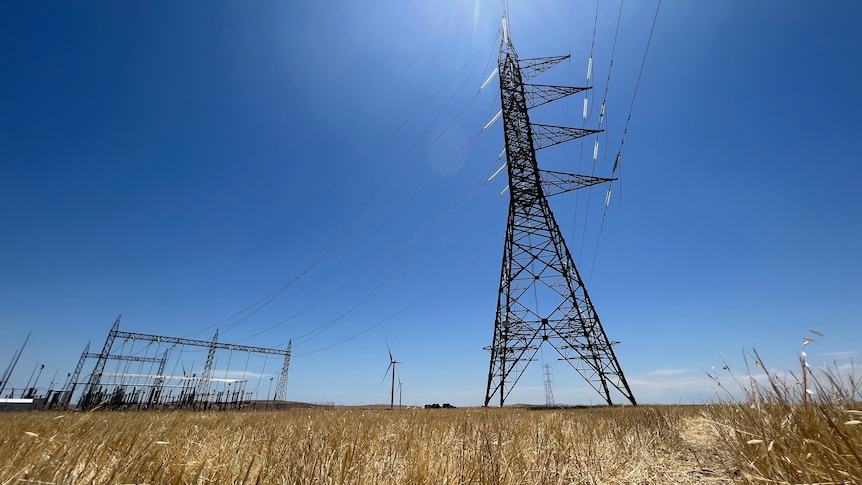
[2, 1, 860, 407]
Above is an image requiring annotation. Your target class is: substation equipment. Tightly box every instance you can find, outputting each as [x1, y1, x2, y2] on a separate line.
[62, 315, 291, 410]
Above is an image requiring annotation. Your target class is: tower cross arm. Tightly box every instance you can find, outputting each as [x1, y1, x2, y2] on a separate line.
[525, 84, 590, 109]
[112, 331, 291, 356]
[539, 170, 615, 197]
[531, 124, 602, 150]
[518, 55, 570, 81]
[83, 353, 165, 364]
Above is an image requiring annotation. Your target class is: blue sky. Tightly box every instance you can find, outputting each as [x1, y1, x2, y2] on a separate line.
[2, 1, 860, 407]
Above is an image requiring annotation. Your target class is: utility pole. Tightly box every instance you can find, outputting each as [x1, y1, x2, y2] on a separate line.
[484, 13, 636, 407]
[31, 364, 45, 397]
[24, 363, 43, 398]
[0, 331, 31, 398]
[268, 377, 273, 410]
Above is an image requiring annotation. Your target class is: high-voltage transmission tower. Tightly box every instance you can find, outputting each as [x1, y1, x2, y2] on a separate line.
[543, 364, 555, 407]
[484, 13, 636, 407]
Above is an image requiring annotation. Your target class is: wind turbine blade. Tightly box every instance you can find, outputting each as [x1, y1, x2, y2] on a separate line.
[386, 339, 393, 362]
[380, 363, 393, 386]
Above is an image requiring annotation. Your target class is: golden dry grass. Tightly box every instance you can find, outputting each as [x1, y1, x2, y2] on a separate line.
[0, 405, 731, 484]
[4, 346, 860, 485]
[7, 336, 857, 483]
[703, 347, 862, 484]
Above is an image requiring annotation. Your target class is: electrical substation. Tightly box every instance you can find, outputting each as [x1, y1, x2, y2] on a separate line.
[57, 316, 292, 411]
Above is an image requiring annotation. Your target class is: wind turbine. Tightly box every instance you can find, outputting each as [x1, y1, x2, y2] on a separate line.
[381, 340, 401, 410]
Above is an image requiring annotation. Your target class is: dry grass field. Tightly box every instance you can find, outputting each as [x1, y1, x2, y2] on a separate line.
[0, 401, 859, 484]
[2, 405, 731, 484]
[1, 351, 859, 484]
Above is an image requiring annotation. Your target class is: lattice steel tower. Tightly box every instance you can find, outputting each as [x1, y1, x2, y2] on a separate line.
[484, 15, 636, 407]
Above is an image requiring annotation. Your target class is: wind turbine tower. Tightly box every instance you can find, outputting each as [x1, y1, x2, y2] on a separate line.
[382, 341, 401, 410]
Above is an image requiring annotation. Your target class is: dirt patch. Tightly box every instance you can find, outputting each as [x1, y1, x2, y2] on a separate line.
[674, 415, 737, 483]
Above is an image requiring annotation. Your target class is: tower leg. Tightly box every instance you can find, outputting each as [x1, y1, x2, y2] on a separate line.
[273, 340, 291, 402]
[196, 329, 219, 407]
[79, 316, 121, 410]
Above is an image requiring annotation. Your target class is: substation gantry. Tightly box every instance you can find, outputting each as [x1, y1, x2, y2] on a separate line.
[71, 315, 292, 410]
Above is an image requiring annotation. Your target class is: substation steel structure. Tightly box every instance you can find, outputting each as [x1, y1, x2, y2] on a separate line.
[485, 17, 636, 407]
[74, 315, 292, 410]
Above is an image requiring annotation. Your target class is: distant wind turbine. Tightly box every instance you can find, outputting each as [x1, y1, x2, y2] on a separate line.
[381, 340, 401, 410]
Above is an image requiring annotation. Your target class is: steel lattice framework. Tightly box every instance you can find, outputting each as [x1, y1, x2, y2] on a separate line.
[273, 340, 291, 401]
[77, 315, 292, 410]
[484, 20, 636, 407]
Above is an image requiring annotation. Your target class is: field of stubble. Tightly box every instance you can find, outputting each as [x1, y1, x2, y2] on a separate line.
[1, 406, 730, 484]
[3, 393, 860, 485]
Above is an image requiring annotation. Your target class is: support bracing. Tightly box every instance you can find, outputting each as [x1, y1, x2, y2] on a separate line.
[484, 18, 636, 407]
[149, 349, 169, 406]
[273, 340, 291, 402]
[64, 342, 90, 406]
[196, 329, 219, 399]
[80, 315, 121, 409]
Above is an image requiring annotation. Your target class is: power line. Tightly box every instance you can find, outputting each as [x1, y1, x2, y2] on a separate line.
[179, 35, 500, 340]
[296, 236, 502, 358]
[588, 0, 662, 284]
